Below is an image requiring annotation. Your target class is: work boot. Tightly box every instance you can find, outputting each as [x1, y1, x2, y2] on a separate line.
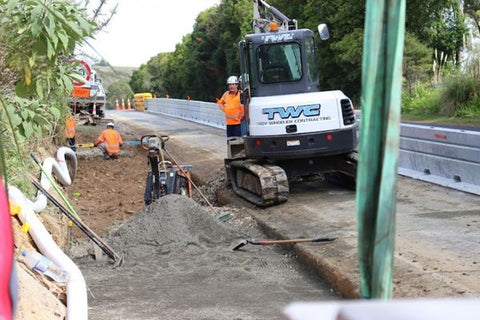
[103, 153, 110, 160]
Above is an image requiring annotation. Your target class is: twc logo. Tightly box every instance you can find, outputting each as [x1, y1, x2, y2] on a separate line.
[262, 104, 321, 120]
[262, 33, 294, 43]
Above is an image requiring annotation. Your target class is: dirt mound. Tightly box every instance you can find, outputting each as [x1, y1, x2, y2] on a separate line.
[107, 195, 238, 263]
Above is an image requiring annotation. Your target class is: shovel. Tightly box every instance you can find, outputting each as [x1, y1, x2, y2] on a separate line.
[232, 236, 336, 251]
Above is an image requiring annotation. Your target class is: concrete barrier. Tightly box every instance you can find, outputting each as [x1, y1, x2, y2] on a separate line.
[398, 124, 480, 195]
[146, 98, 225, 129]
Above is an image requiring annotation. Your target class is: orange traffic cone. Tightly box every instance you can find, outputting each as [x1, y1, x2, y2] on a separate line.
[115, 99, 119, 110]
[127, 98, 131, 110]
[121, 98, 125, 111]
[92, 103, 97, 116]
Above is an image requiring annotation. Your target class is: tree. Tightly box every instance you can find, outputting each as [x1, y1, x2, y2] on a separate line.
[403, 33, 433, 92]
[133, 0, 251, 101]
[464, 0, 480, 34]
[406, 0, 466, 82]
[107, 81, 133, 109]
[0, 0, 96, 182]
[128, 0, 467, 104]
[130, 64, 152, 94]
[0, 0, 95, 142]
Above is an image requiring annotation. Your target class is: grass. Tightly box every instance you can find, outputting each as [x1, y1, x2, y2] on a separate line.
[402, 75, 480, 129]
[401, 113, 480, 127]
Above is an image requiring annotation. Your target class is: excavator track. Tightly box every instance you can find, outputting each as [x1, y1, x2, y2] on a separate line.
[225, 159, 289, 207]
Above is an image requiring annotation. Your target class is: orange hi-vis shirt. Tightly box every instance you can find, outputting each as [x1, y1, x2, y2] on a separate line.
[217, 90, 244, 125]
[65, 115, 76, 138]
[95, 128, 123, 155]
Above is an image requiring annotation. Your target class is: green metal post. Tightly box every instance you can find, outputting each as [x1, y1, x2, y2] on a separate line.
[356, 0, 406, 299]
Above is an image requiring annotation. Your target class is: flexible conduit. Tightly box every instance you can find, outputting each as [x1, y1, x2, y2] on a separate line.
[8, 147, 87, 320]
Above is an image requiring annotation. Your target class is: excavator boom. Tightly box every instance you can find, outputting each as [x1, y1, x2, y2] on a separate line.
[253, 0, 297, 33]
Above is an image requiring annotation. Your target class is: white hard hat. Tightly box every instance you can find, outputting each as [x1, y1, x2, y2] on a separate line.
[226, 76, 239, 84]
[107, 122, 115, 127]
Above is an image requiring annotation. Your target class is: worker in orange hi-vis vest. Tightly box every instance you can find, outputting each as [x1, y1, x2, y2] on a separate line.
[216, 75, 244, 138]
[94, 122, 123, 160]
[64, 114, 77, 152]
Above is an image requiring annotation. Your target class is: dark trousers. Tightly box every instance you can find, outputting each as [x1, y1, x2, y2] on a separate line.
[67, 137, 76, 152]
[240, 118, 248, 136]
[226, 124, 241, 138]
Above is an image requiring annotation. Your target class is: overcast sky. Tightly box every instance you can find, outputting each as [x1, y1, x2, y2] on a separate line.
[80, 0, 221, 67]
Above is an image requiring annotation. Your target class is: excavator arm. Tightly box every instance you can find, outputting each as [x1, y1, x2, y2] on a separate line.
[253, 0, 297, 34]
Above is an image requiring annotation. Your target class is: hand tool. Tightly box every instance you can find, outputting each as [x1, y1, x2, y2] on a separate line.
[232, 236, 336, 251]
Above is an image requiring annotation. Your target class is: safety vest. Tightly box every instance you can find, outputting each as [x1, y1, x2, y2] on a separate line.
[217, 90, 244, 125]
[65, 115, 76, 138]
[95, 128, 123, 155]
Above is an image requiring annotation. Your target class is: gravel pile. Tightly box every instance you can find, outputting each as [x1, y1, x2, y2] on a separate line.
[107, 194, 238, 263]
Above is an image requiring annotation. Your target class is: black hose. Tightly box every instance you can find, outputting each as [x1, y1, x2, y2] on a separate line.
[31, 180, 117, 261]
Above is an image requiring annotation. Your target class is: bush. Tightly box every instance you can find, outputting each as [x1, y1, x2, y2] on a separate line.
[439, 74, 480, 116]
[455, 96, 480, 118]
[402, 83, 440, 115]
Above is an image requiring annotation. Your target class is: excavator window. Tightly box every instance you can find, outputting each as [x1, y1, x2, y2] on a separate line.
[305, 38, 319, 90]
[257, 43, 302, 83]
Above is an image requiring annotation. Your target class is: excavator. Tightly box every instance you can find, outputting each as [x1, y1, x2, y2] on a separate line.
[224, 0, 358, 207]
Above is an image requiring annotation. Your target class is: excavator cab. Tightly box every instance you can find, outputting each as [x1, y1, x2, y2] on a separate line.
[239, 29, 320, 99]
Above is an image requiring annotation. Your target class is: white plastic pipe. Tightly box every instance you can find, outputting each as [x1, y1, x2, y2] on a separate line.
[8, 147, 87, 320]
[31, 147, 76, 212]
[9, 187, 88, 320]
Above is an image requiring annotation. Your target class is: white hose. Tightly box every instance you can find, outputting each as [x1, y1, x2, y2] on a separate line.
[8, 148, 87, 320]
[31, 147, 77, 212]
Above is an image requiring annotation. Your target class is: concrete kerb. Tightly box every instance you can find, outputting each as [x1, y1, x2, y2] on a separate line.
[247, 210, 361, 298]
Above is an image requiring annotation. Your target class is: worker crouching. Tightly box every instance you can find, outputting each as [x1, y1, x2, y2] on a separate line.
[94, 122, 123, 160]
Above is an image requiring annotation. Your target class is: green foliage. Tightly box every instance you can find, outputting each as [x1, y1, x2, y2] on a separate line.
[402, 73, 480, 120]
[439, 74, 480, 115]
[456, 97, 480, 118]
[402, 83, 441, 115]
[1, 0, 95, 135]
[131, 0, 251, 101]
[127, 0, 469, 110]
[403, 33, 433, 91]
[129, 65, 151, 94]
[1, 96, 61, 140]
[2, 0, 95, 98]
[106, 81, 133, 109]
[0, 0, 95, 185]
[406, 0, 466, 84]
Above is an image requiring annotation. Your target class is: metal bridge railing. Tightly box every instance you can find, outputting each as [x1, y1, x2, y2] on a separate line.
[146, 98, 480, 195]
